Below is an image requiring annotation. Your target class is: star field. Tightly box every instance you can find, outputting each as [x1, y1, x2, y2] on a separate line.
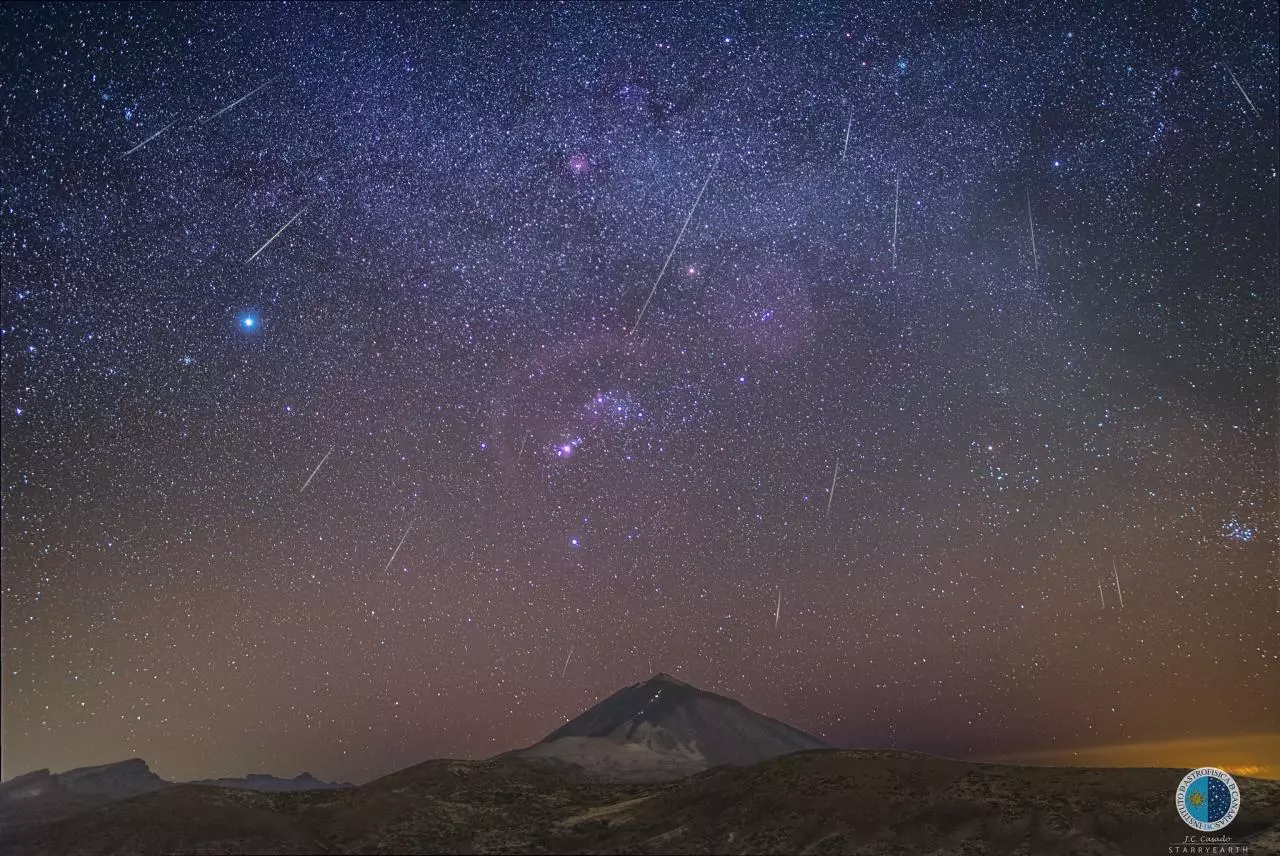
[1, 2, 1277, 784]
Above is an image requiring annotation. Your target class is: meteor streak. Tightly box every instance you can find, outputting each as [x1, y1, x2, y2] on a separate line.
[121, 119, 177, 157]
[380, 519, 416, 574]
[825, 458, 840, 517]
[202, 79, 272, 124]
[1026, 189, 1039, 275]
[891, 172, 900, 270]
[246, 206, 309, 263]
[1222, 63, 1260, 119]
[300, 448, 333, 493]
[630, 149, 722, 334]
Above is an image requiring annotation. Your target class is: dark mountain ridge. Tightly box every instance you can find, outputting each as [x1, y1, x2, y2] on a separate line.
[188, 772, 353, 792]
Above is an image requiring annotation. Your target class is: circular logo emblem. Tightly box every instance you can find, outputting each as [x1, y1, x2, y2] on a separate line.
[1176, 767, 1241, 831]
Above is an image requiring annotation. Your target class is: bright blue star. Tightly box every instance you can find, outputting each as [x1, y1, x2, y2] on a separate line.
[240, 314, 258, 331]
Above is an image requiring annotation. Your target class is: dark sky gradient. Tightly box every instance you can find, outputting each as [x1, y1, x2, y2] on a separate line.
[2, 1, 1276, 785]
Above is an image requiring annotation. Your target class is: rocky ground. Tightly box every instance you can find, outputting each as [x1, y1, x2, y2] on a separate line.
[3, 749, 1278, 855]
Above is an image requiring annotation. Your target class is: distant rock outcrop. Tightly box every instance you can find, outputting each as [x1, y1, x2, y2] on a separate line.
[188, 772, 353, 791]
[54, 759, 166, 799]
[510, 672, 830, 780]
[0, 759, 167, 833]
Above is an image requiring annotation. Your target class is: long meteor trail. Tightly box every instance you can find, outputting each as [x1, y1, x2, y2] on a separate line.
[380, 519, 416, 575]
[202, 79, 272, 124]
[842, 110, 853, 160]
[246, 206, 308, 263]
[774, 588, 782, 630]
[561, 646, 574, 677]
[300, 448, 333, 493]
[1222, 63, 1260, 119]
[891, 172, 900, 270]
[630, 149, 722, 335]
[1026, 190, 1039, 275]
[1112, 558, 1125, 609]
[121, 119, 177, 157]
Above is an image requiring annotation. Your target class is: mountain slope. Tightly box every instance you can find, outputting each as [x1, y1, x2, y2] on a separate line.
[562, 750, 1280, 854]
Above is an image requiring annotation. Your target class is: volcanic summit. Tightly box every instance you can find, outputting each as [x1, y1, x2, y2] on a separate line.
[512, 672, 830, 781]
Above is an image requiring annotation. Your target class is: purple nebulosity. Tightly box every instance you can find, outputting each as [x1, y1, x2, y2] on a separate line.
[555, 436, 584, 458]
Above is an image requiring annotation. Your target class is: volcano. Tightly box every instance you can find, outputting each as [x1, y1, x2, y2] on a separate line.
[511, 672, 830, 780]
[4, 677, 1280, 854]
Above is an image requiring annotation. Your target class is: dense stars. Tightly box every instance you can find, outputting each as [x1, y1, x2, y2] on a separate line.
[1, 2, 1277, 785]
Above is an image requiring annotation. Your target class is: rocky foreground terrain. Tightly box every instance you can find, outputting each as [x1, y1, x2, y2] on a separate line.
[5, 675, 1277, 854]
[2, 749, 1279, 855]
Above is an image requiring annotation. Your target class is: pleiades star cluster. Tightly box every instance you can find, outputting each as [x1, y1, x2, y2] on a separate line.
[1, 1, 1275, 784]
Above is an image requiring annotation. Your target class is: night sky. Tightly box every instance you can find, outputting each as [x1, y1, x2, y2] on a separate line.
[2, 2, 1277, 786]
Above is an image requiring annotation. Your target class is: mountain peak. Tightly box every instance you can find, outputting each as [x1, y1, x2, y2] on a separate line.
[516, 673, 829, 781]
[646, 672, 690, 686]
